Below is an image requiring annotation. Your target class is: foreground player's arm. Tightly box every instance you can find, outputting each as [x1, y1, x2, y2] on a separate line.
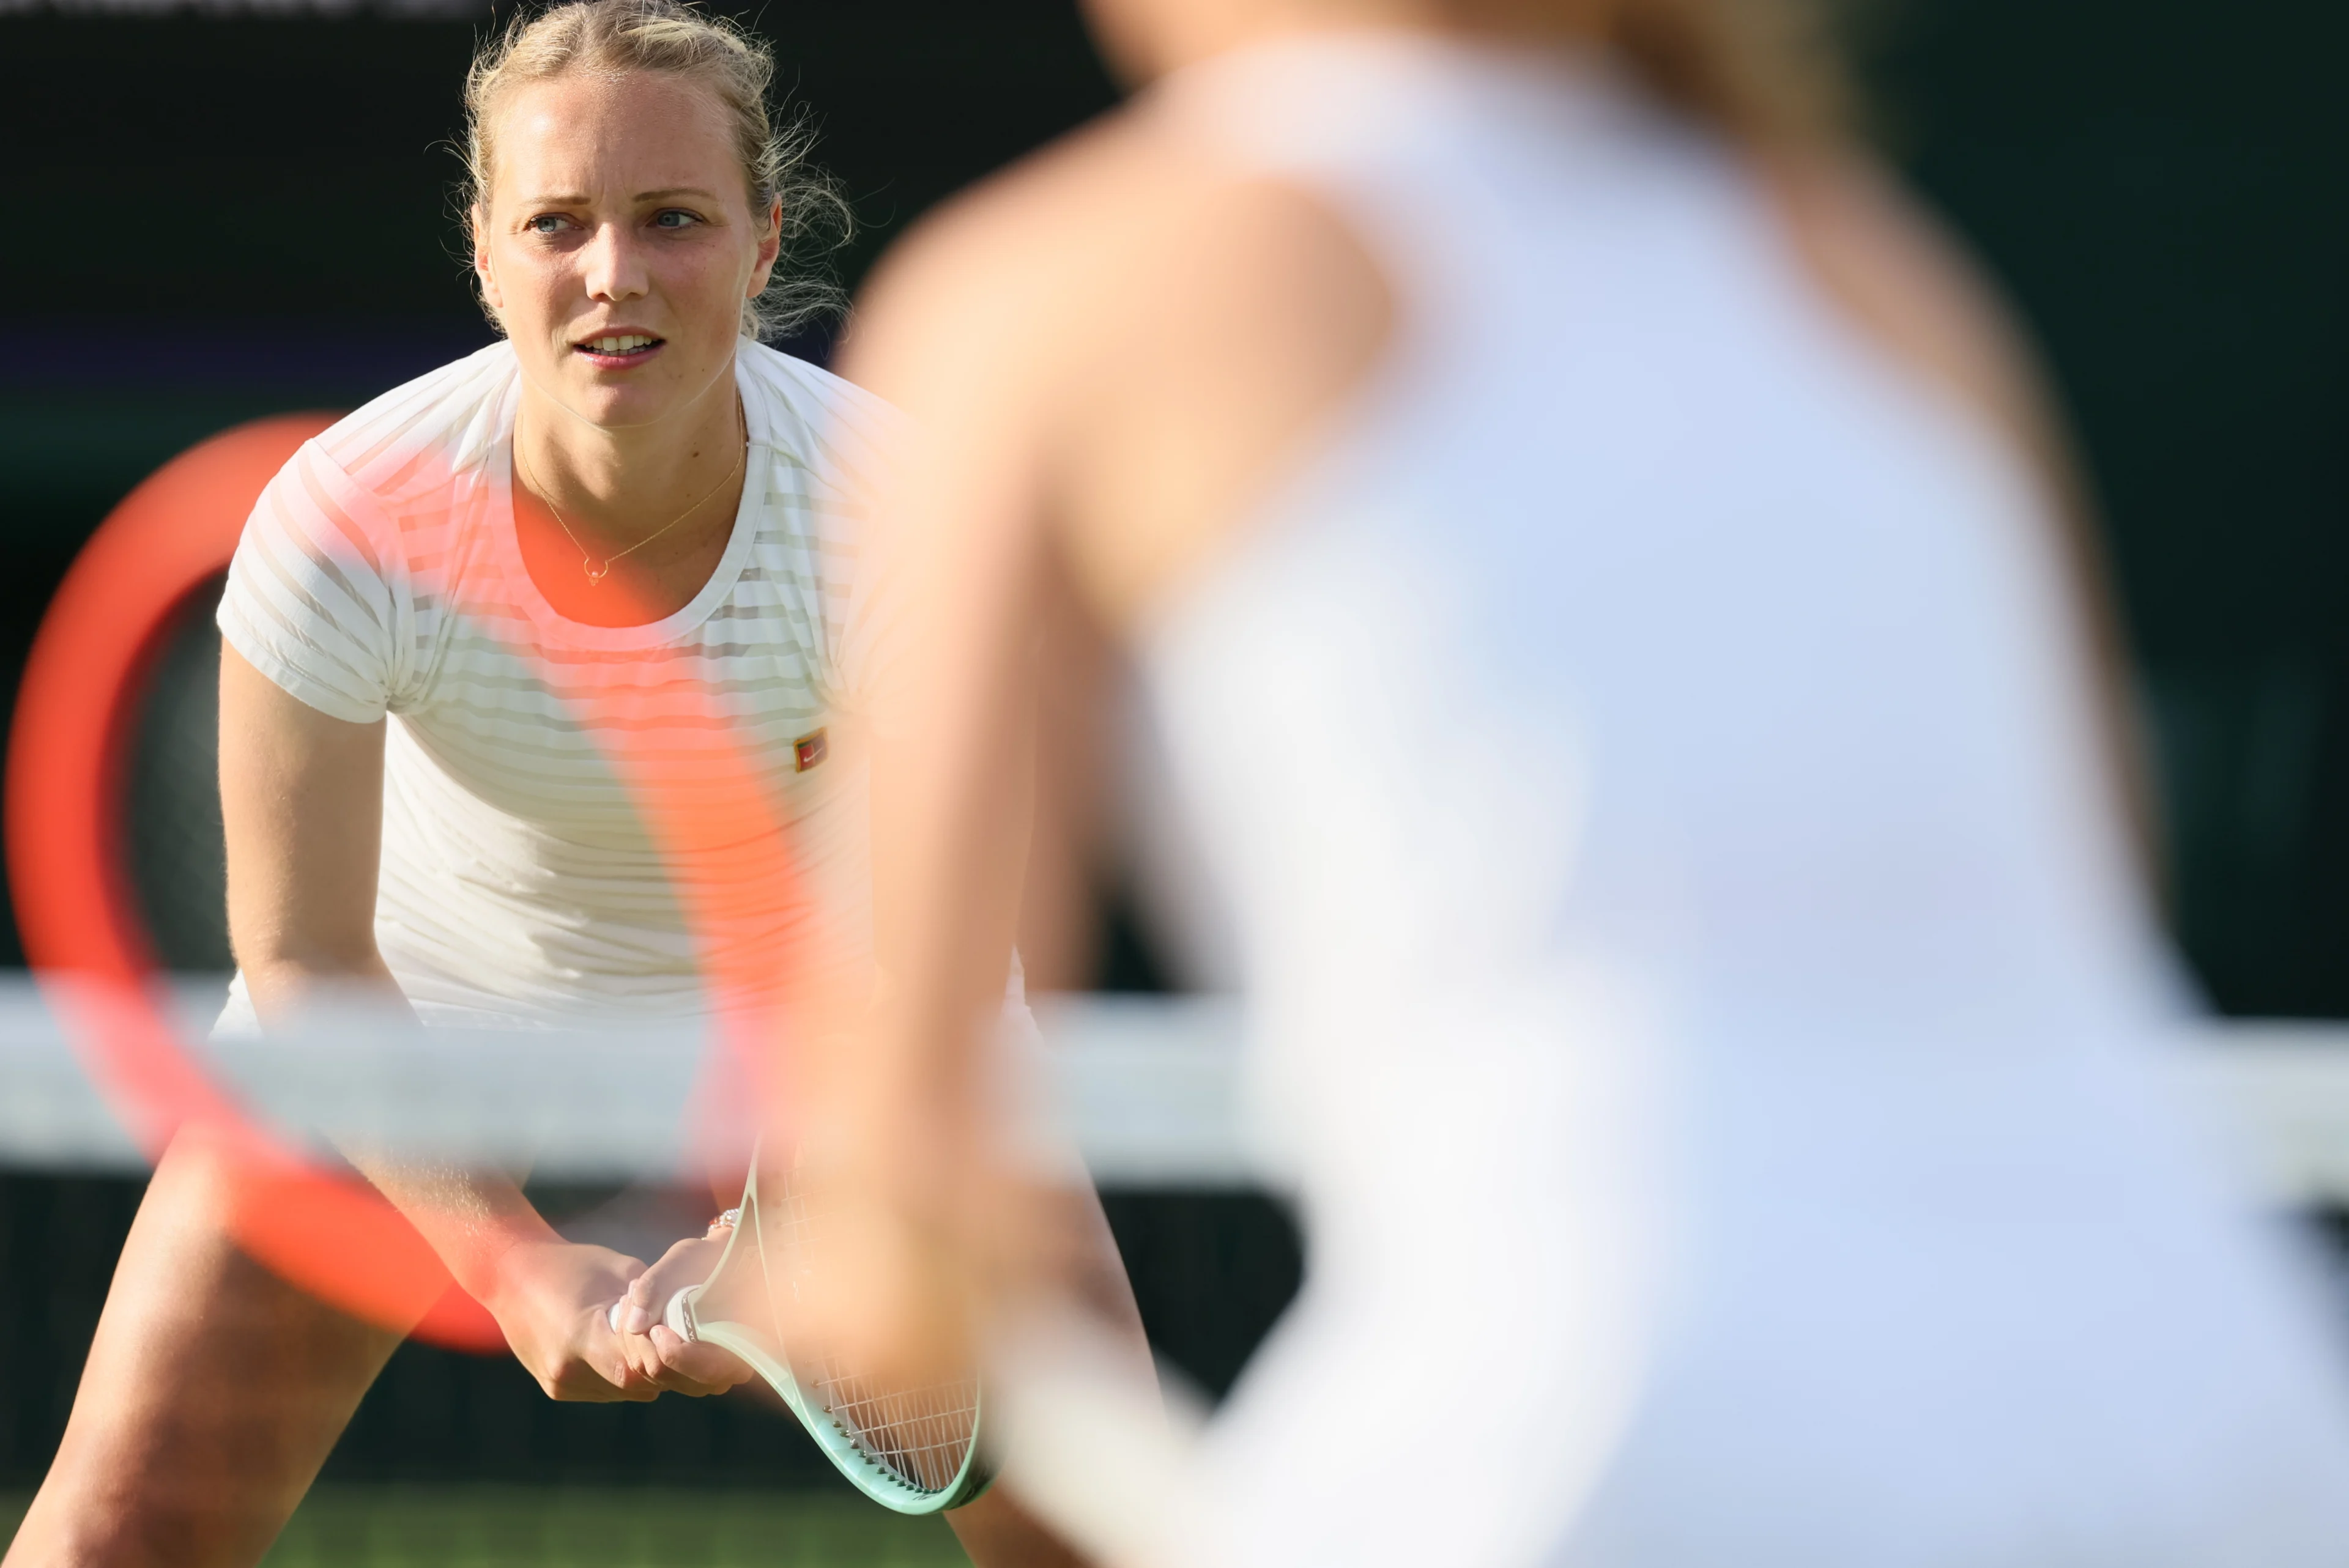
[218, 649, 740, 1401]
[821, 142, 1391, 1562]
[830, 119, 1387, 1348]
[852, 138, 1394, 1095]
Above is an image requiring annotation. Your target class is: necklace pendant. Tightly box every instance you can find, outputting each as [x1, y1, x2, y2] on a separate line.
[584, 560, 610, 585]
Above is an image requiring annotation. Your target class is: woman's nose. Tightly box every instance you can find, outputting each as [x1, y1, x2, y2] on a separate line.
[581, 222, 650, 304]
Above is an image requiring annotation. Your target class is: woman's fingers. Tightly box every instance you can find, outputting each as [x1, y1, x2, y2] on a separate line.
[652, 1324, 754, 1392]
[620, 1233, 727, 1334]
[543, 1341, 654, 1403]
[616, 1271, 659, 1334]
[541, 1307, 666, 1403]
[492, 1240, 662, 1403]
[579, 1232, 747, 1397]
[612, 1323, 751, 1397]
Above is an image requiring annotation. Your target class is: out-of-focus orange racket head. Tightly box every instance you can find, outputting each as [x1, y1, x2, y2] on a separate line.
[4, 414, 500, 1351]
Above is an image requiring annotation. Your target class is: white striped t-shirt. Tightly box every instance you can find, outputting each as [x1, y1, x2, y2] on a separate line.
[217, 341, 899, 1024]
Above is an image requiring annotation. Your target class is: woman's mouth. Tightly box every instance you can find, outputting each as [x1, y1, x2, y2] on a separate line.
[573, 333, 665, 369]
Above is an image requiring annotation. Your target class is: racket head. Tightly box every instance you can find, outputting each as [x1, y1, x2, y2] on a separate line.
[682, 1164, 993, 1514]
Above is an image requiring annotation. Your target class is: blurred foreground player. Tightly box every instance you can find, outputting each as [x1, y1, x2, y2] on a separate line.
[828, 0, 2349, 1564]
[4, 5, 1118, 1566]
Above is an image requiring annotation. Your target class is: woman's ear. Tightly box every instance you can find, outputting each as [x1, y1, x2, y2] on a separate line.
[472, 204, 508, 318]
[748, 197, 785, 298]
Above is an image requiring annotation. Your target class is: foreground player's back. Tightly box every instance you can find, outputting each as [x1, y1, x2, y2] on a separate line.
[1116, 34, 2349, 1568]
[832, 15, 2349, 1567]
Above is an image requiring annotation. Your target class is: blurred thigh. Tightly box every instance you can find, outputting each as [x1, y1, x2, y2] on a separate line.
[3, 1134, 403, 1568]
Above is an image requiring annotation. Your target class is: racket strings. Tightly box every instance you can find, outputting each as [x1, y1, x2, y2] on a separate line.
[763, 1167, 981, 1496]
[808, 1363, 982, 1492]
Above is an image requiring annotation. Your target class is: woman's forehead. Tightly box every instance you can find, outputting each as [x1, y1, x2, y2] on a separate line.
[490, 73, 738, 201]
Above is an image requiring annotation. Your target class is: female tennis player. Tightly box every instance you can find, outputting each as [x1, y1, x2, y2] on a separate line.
[821, 0, 2349, 1564]
[4, 6, 1112, 1566]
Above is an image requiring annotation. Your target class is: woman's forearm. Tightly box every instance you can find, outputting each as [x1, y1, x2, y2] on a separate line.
[239, 949, 559, 1302]
[346, 1155, 562, 1307]
[237, 948, 410, 1020]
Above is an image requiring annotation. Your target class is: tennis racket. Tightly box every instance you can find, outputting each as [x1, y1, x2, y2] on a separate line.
[612, 1159, 992, 1514]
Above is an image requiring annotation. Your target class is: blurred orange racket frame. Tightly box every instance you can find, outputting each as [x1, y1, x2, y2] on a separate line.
[5, 415, 814, 1354]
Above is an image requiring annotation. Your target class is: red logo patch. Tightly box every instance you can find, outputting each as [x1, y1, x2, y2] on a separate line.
[794, 728, 829, 773]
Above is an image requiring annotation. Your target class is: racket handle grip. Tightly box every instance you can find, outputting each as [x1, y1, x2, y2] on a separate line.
[664, 1284, 697, 1342]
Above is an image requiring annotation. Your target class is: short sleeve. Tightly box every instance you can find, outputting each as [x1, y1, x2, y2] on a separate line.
[754, 351, 913, 716]
[823, 476, 902, 720]
[817, 394, 914, 717]
[215, 439, 404, 725]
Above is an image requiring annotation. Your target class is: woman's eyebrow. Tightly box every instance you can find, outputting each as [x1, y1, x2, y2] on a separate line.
[510, 188, 723, 207]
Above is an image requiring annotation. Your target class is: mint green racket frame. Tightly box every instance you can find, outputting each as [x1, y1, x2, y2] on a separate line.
[667, 1168, 993, 1515]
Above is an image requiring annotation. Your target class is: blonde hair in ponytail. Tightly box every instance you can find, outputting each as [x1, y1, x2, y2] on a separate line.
[1453, 0, 1857, 148]
[1604, 0, 1854, 147]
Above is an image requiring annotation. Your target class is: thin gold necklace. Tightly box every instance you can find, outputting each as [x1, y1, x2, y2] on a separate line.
[516, 407, 747, 586]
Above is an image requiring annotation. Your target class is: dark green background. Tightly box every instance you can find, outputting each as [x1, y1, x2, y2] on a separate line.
[7, 0, 2348, 1011]
[1869, 1, 2349, 1018]
[2, 0, 2345, 1490]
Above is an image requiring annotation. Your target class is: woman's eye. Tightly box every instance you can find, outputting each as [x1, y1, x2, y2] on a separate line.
[525, 215, 572, 235]
[653, 210, 702, 231]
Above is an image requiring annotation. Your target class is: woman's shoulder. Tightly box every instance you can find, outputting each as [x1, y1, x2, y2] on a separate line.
[225, 344, 518, 720]
[302, 341, 521, 506]
[240, 341, 518, 600]
[737, 341, 906, 495]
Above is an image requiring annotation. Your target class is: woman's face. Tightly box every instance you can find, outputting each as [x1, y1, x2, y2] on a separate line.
[474, 71, 779, 432]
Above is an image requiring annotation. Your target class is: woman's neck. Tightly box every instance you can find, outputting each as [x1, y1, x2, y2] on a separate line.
[512, 367, 744, 547]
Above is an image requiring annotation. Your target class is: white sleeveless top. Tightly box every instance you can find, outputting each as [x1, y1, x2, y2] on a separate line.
[217, 341, 898, 1024]
[1120, 37, 2349, 1568]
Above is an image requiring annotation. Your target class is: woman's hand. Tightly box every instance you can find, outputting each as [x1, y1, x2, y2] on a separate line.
[610, 1232, 754, 1396]
[482, 1238, 666, 1401]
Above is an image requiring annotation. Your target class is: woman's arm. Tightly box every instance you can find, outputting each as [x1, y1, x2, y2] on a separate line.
[804, 121, 1390, 1372]
[217, 648, 743, 1401]
[218, 645, 405, 1015]
[805, 142, 1391, 1562]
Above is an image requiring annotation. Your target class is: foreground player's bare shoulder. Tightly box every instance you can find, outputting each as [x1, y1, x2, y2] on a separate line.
[843, 117, 1181, 447]
[839, 116, 1190, 608]
[1050, 152, 1397, 627]
[845, 112, 1397, 628]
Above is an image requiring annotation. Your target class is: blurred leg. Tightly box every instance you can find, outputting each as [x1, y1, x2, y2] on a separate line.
[948, 1489, 1092, 1568]
[946, 1181, 1152, 1568]
[3, 1134, 402, 1568]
